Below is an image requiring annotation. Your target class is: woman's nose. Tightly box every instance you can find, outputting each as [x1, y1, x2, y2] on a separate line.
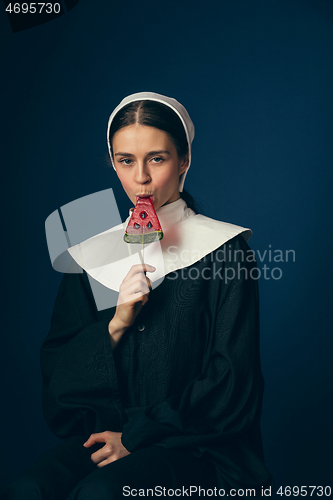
[135, 163, 151, 184]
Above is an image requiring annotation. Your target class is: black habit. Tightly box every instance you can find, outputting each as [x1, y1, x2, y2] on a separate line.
[40, 234, 272, 492]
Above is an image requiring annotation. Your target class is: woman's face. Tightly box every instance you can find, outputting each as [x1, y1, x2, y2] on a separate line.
[112, 124, 188, 210]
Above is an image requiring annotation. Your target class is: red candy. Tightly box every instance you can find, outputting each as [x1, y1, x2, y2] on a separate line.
[124, 197, 163, 244]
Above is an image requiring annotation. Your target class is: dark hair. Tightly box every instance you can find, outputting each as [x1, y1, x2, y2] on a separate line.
[108, 100, 200, 214]
[180, 189, 201, 215]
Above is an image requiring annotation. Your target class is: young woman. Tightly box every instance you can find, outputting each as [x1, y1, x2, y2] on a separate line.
[1, 92, 272, 499]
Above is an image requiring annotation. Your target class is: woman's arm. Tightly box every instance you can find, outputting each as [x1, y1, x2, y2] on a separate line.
[108, 263, 155, 349]
[40, 271, 123, 438]
[41, 261, 155, 437]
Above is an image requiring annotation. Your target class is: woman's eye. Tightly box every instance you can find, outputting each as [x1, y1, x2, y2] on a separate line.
[120, 159, 132, 166]
[151, 157, 163, 163]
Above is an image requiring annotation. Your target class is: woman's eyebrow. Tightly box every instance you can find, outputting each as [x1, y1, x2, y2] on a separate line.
[115, 150, 171, 157]
[146, 150, 171, 155]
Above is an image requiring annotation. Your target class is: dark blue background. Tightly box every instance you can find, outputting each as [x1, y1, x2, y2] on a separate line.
[1, 0, 332, 493]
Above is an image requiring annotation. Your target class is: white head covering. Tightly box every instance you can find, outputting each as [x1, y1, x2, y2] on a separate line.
[106, 92, 195, 192]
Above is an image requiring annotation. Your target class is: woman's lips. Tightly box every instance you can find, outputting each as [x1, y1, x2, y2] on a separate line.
[136, 194, 154, 203]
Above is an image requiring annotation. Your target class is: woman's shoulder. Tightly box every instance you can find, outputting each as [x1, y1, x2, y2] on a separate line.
[179, 210, 252, 256]
[192, 212, 251, 239]
[191, 210, 255, 261]
[162, 209, 254, 275]
[209, 232, 255, 262]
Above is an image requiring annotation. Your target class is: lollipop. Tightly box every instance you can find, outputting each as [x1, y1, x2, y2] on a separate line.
[124, 196, 163, 244]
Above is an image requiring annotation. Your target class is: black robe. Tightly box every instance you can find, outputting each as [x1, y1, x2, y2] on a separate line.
[40, 234, 273, 491]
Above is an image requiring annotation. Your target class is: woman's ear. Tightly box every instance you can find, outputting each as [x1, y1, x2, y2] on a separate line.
[179, 155, 189, 175]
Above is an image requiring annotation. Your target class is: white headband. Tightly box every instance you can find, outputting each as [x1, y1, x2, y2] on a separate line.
[106, 92, 195, 192]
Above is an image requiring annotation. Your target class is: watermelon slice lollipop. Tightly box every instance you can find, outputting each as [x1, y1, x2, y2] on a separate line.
[124, 196, 163, 244]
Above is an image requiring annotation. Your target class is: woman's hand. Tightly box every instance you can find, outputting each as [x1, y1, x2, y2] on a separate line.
[83, 431, 130, 467]
[108, 263, 155, 348]
[115, 263, 155, 328]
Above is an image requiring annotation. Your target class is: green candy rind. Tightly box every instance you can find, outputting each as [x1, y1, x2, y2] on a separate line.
[124, 231, 164, 244]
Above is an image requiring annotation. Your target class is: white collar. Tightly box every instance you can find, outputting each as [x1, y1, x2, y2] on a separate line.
[67, 197, 252, 302]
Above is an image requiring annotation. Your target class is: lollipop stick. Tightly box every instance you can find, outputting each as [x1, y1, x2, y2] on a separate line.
[138, 226, 144, 269]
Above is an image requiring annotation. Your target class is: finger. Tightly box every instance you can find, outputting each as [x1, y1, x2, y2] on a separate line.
[117, 290, 150, 308]
[121, 273, 151, 292]
[117, 281, 151, 307]
[119, 276, 150, 299]
[122, 264, 156, 282]
[118, 288, 150, 307]
[90, 447, 111, 465]
[126, 281, 150, 299]
[96, 456, 117, 468]
[124, 263, 155, 282]
[140, 294, 149, 307]
[96, 451, 129, 468]
[83, 433, 107, 447]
